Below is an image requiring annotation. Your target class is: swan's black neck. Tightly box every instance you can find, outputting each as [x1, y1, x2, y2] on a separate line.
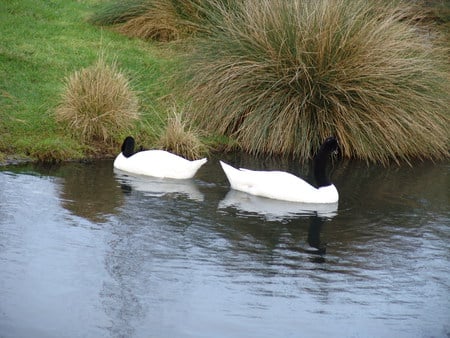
[121, 136, 136, 158]
[314, 151, 331, 187]
[313, 137, 338, 188]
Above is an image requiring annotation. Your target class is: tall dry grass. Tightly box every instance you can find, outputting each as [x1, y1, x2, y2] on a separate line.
[56, 57, 139, 144]
[182, 0, 450, 163]
[89, 0, 150, 26]
[115, 0, 196, 41]
[156, 108, 208, 159]
[91, 0, 237, 41]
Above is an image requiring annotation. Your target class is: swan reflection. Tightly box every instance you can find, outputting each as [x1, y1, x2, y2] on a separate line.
[114, 169, 205, 201]
[219, 190, 338, 221]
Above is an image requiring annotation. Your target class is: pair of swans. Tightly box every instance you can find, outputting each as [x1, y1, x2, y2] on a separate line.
[113, 136, 339, 204]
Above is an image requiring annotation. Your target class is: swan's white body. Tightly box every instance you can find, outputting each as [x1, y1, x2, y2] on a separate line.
[220, 161, 338, 204]
[114, 150, 207, 179]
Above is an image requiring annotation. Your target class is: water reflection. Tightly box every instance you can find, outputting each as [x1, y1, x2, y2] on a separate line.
[217, 187, 333, 260]
[306, 215, 327, 255]
[219, 189, 338, 220]
[101, 220, 147, 338]
[114, 169, 205, 201]
[58, 162, 124, 222]
[21, 161, 125, 223]
[336, 160, 449, 213]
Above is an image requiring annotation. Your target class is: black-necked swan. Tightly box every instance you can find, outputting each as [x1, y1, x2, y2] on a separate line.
[113, 136, 207, 179]
[220, 137, 339, 203]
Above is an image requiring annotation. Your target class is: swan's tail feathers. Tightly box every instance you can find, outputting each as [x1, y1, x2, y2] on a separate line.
[220, 160, 236, 176]
[192, 157, 207, 170]
[220, 161, 243, 190]
[195, 157, 207, 165]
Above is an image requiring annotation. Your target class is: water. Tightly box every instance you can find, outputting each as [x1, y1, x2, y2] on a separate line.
[0, 156, 449, 338]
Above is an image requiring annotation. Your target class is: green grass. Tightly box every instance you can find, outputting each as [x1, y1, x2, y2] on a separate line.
[0, 0, 178, 162]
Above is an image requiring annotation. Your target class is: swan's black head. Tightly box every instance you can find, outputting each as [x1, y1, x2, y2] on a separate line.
[121, 136, 136, 158]
[314, 136, 339, 187]
[319, 136, 339, 155]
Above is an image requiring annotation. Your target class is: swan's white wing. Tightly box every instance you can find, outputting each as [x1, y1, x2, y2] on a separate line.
[115, 150, 206, 179]
[243, 170, 318, 201]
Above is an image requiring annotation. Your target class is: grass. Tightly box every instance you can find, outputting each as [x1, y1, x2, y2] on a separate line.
[89, 0, 239, 41]
[0, 0, 449, 164]
[89, 0, 150, 26]
[56, 56, 140, 144]
[0, 0, 179, 162]
[181, 0, 450, 163]
[90, 0, 187, 41]
[156, 107, 208, 159]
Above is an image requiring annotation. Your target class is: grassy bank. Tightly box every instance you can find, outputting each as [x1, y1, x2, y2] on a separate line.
[89, 0, 450, 164]
[0, 0, 179, 163]
[1, 0, 449, 164]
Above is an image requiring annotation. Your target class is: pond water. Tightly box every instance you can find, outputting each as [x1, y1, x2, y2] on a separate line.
[0, 155, 449, 338]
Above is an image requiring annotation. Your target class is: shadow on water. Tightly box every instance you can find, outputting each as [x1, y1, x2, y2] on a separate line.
[0, 155, 449, 337]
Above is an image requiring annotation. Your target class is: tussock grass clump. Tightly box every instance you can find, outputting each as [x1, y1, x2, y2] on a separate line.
[115, 0, 195, 41]
[56, 58, 139, 144]
[157, 109, 208, 160]
[89, 0, 150, 26]
[184, 0, 449, 163]
[91, 0, 237, 41]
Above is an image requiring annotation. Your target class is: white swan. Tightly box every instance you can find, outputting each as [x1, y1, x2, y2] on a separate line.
[220, 137, 339, 204]
[113, 136, 207, 179]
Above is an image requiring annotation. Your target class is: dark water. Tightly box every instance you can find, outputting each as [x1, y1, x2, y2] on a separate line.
[0, 155, 449, 338]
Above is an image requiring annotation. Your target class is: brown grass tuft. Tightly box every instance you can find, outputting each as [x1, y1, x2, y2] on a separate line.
[56, 57, 140, 144]
[93, 0, 237, 41]
[114, 1, 188, 41]
[156, 108, 208, 160]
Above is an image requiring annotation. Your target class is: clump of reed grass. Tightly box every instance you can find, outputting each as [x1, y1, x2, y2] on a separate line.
[56, 57, 139, 144]
[90, 0, 237, 41]
[183, 0, 450, 164]
[89, 0, 150, 26]
[156, 108, 208, 160]
[114, 0, 194, 41]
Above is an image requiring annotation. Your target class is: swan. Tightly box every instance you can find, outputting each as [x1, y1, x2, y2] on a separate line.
[220, 137, 339, 203]
[113, 136, 207, 179]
